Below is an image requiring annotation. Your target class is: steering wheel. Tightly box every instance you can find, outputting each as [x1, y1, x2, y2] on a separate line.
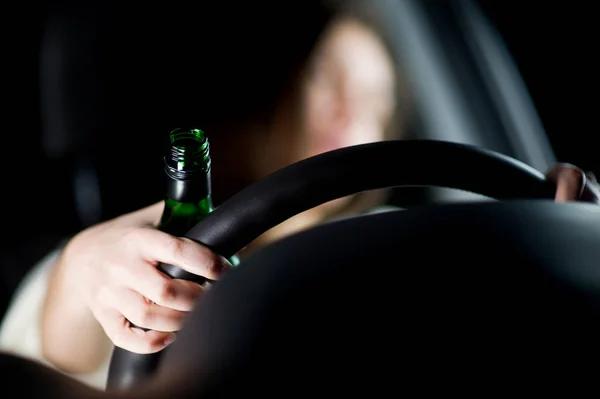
[3, 140, 600, 397]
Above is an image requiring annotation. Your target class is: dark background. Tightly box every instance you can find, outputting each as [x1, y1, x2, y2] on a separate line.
[6, 2, 598, 169]
[478, 0, 598, 173]
[0, 1, 597, 316]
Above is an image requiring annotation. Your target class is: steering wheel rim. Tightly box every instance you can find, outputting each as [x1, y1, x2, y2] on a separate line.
[107, 139, 600, 389]
[153, 201, 600, 397]
[181, 139, 597, 260]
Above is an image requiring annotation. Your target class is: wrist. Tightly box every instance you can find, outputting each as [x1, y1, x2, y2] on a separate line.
[42, 246, 110, 373]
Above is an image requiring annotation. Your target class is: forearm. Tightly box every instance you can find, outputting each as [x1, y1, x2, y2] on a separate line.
[41, 249, 112, 374]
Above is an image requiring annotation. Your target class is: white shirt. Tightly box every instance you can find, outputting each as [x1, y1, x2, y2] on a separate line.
[0, 246, 110, 390]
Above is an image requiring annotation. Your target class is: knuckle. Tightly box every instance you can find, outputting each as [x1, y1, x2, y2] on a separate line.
[166, 236, 186, 259]
[142, 335, 164, 353]
[135, 302, 154, 326]
[206, 254, 229, 279]
[155, 279, 177, 304]
[205, 255, 222, 278]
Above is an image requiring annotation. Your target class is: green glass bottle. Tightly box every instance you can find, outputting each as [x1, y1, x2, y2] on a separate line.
[158, 127, 240, 266]
[106, 127, 238, 391]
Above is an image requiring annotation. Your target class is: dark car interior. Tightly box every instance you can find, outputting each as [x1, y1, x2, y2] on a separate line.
[1, 0, 599, 395]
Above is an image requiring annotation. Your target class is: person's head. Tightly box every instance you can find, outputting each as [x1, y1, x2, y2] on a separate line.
[278, 11, 398, 165]
[256, 1, 409, 217]
[206, 1, 412, 246]
[305, 16, 396, 150]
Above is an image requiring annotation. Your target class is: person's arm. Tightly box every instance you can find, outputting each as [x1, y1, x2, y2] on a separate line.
[41, 201, 232, 374]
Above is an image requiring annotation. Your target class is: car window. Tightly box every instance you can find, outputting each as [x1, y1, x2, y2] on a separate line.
[477, 0, 598, 175]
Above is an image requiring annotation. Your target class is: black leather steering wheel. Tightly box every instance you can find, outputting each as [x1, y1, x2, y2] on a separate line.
[106, 139, 600, 389]
[2, 140, 600, 398]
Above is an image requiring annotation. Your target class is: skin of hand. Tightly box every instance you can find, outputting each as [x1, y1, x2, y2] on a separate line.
[547, 163, 598, 202]
[41, 201, 232, 374]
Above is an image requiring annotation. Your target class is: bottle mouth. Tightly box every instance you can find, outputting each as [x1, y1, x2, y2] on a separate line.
[165, 128, 211, 178]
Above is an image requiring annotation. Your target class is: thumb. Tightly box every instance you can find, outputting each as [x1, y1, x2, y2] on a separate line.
[545, 163, 586, 202]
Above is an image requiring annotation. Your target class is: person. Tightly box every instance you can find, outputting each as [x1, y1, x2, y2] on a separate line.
[212, 2, 409, 253]
[0, 0, 597, 392]
[0, 1, 406, 388]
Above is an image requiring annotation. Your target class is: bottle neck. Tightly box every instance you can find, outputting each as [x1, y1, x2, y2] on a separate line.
[160, 127, 214, 236]
[164, 166, 212, 204]
[163, 127, 212, 204]
[160, 172, 214, 236]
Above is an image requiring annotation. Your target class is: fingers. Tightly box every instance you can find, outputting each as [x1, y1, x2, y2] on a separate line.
[130, 228, 233, 280]
[85, 223, 233, 355]
[111, 287, 190, 332]
[546, 163, 586, 202]
[122, 267, 205, 311]
[97, 308, 176, 354]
